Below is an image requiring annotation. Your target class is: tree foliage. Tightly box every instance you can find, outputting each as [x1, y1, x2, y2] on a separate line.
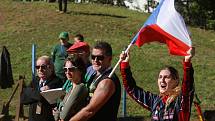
[175, 0, 215, 30]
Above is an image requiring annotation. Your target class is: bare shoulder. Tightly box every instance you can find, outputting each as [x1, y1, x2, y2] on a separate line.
[92, 78, 115, 101]
[85, 78, 115, 113]
[96, 78, 115, 92]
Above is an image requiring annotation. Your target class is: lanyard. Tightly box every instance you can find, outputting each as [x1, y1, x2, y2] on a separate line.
[89, 67, 112, 93]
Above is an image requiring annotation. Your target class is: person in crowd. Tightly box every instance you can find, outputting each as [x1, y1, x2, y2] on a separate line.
[67, 41, 91, 68]
[69, 41, 121, 121]
[52, 32, 72, 83]
[53, 57, 88, 121]
[62, 41, 91, 92]
[119, 47, 195, 121]
[21, 56, 63, 121]
[57, 0, 68, 13]
[73, 34, 84, 44]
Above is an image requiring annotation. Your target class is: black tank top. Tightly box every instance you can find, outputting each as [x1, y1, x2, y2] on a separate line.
[88, 70, 121, 121]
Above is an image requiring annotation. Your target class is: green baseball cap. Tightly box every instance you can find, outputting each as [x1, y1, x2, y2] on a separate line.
[59, 32, 69, 40]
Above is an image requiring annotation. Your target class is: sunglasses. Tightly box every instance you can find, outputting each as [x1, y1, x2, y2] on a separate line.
[64, 66, 78, 72]
[91, 55, 105, 61]
[35, 64, 48, 70]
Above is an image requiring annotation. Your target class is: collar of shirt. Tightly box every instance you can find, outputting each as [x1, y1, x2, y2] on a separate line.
[162, 95, 169, 104]
[39, 79, 47, 87]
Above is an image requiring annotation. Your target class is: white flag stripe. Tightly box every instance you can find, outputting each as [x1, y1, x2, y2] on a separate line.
[157, 0, 191, 46]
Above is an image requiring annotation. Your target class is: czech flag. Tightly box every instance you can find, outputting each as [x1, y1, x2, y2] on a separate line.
[133, 0, 192, 56]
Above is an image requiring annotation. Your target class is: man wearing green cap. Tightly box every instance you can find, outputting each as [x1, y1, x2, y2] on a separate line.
[52, 32, 72, 83]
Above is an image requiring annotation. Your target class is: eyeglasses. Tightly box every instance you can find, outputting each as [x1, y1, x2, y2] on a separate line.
[36, 64, 48, 70]
[91, 55, 105, 61]
[64, 66, 78, 72]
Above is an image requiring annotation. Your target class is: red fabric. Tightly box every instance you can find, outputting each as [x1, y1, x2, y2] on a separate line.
[135, 24, 190, 56]
[162, 95, 168, 104]
[120, 62, 151, 111]
[178, 60, 193, 121]
[120, 62, 129, 93]
[67, 42, 90, 53]
[120, 62, 129, 69]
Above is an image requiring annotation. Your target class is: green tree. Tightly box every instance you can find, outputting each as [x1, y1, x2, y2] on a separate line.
[175, 0, 215, 30]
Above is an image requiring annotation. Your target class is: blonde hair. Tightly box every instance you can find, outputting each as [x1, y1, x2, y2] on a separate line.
[160, 86, 181, 111]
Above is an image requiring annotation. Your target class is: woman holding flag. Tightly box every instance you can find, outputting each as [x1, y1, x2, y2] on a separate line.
[120, 47, 195, 121]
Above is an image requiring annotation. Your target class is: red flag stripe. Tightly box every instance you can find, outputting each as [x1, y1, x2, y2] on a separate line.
[136, 24, 190, 56]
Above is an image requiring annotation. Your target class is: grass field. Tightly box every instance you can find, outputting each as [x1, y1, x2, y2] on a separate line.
[0, 0, 215, 120]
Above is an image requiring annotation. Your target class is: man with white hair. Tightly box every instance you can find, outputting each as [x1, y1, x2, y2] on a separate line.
[21, 56, 63, 121]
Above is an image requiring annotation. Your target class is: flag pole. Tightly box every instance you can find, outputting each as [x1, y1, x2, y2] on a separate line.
[122, 87, 127, 117]
[32, 44, 36, 84]
[108, 33, 139, 78]
[108, 43, 132, 78]
[107, 33, 139, 118]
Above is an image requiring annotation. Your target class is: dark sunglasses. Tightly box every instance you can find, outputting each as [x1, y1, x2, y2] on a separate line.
[64, 66, 78, 72]
[36, 64, 48, 70]
[91, 55, 105, 61]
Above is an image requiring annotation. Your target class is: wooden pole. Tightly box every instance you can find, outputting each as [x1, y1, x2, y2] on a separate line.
[0, 115, 4, 121]
[1, 82, 19, 116]
[15, 76, 24, 121]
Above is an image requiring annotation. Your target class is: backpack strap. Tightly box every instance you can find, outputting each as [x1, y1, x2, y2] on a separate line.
[89, 67, 112, 94]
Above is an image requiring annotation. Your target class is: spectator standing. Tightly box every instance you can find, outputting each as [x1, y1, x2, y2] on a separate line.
[69, 41, 121, 121]
[52, 32, 72, 83]
[60, 41, 91, 101]
[73, 34, 84, 44]
[54, 57, 88, 121]
[67, 41, 91, 67]
[119, 47, 195, 121]
[58, 0, 68, 13]
[61, 41, 91, 98]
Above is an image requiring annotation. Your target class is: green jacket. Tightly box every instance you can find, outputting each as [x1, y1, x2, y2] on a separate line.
[51, 43, 72, 81]
[62, 80, 73, 93]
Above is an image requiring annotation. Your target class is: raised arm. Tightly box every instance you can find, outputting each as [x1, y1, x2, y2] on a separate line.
[179, 47, 195, 120]
[182, 47, 195, 94]
[120, 51, 158, 111]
